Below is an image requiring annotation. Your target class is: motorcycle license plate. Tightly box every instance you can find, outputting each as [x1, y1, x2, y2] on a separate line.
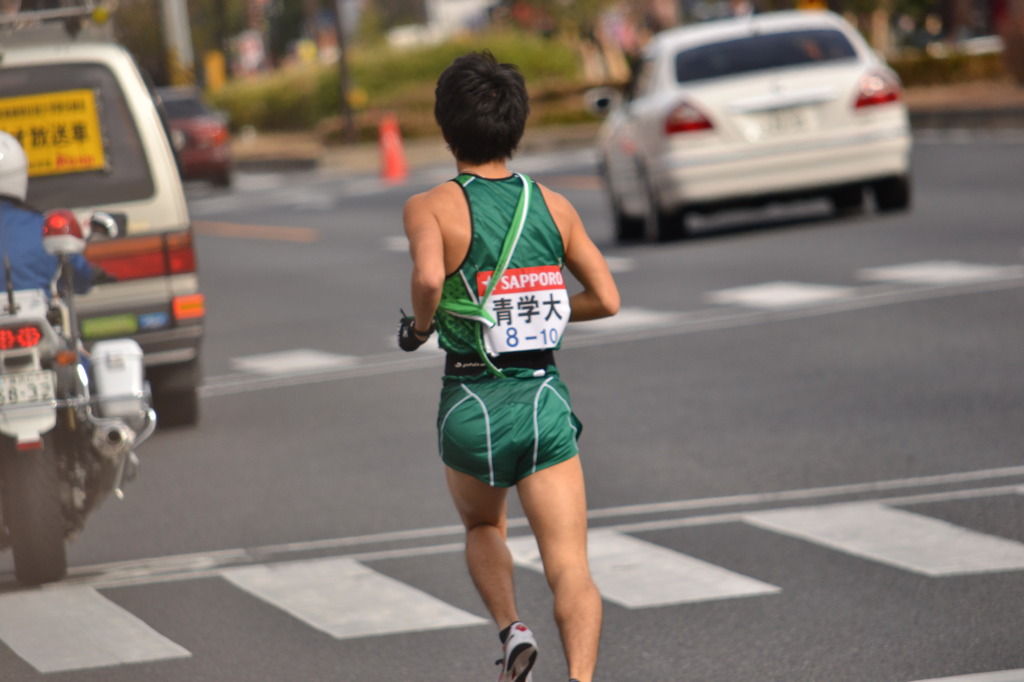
[0, 371, 56, 406]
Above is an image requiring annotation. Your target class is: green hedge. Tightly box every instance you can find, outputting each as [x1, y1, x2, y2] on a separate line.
[211, 30, 581, 140]
[889, 51, 1007, 86]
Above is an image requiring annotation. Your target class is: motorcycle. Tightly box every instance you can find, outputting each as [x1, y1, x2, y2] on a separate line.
[0, 209, 155, 585]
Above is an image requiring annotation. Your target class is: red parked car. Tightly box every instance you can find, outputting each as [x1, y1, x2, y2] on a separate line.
[157, 86, 233, 187]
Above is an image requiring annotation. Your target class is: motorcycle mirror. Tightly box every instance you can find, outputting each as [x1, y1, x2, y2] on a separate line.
[89, 212, 126, 240]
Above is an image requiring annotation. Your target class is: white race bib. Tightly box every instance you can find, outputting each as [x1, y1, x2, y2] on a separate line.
[477, 265, 570, 355]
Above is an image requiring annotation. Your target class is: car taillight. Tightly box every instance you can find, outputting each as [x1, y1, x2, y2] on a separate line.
[210, 127, 229, 146]
[42, 209, 86, 255]
[0, 324, 43, 350]
[85, 231, 197, 281]
[196, 124, 229, 147]
[665, 102, 714, 134]
[854, 71, 902, 108]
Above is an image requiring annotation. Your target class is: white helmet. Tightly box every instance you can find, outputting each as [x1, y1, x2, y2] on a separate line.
[0, 131, 28, 203]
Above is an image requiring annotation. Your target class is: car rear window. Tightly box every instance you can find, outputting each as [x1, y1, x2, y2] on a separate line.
[161, 97, 207, 119]
[675, 29, 858, 83]
[0, 62, 155, 209]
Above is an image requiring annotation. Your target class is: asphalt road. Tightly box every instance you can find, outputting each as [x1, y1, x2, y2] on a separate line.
[1, 130, 1023, 682]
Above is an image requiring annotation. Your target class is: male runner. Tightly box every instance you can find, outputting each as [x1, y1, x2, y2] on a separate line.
[399, 52, 619, 682]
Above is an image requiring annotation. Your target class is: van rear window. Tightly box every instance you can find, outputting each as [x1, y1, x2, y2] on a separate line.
[0, 62, 154, 209]
[675, 29, 858, 83]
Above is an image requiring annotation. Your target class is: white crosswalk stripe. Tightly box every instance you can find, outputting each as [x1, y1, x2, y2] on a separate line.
[858, 261, 1024, 285]
[0, 586, 190, 673]
[745, 502, 1024, 576]
[221, 556, 487, 640]
[507, 529, 780, 608]
[706, 281, 858, 309]
[908, 670, 1024, 682]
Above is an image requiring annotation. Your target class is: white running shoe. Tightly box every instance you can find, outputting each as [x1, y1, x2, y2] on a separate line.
[496, 622, 537, 682]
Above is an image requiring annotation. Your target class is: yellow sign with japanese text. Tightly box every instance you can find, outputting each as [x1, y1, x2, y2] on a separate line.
[0, 89, 107, 177]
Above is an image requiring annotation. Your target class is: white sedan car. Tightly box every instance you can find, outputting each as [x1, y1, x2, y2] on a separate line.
[591, 10, 912, 241]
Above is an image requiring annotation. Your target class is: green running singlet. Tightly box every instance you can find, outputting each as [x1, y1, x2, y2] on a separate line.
[434, 173, 581, 487]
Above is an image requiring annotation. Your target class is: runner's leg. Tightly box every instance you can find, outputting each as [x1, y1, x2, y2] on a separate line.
[445, 466, 520, 629]
[516, 455, 601, 682]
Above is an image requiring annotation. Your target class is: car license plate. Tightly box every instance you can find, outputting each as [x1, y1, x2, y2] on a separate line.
[744, 108, 807, 141]
[0, 371, 56, 407]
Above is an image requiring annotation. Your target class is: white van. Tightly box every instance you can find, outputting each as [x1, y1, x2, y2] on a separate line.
[1, 15, 204, 425]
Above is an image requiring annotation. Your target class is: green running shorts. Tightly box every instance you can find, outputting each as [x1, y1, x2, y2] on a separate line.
[437, 367, 582, 487]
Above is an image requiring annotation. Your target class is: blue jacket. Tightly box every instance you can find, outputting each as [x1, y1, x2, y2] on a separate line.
[0, 199, 94, 295]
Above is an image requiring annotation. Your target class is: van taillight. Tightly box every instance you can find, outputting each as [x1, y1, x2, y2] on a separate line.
[85, 231, 197, 281]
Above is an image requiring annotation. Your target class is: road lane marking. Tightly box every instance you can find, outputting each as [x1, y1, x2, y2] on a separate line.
[859, 261, 1024, 285]
[572, 306, 687, 333]
[508, 529, 780, 608]
[908, 670, 1024, 682]
[745, 502, 1024, 576]
[230, 348, 358, 375]
[221, 556, 486, 639]
[194, 220, 319, 242]
[41, 468, 1024, 590]
[706, 281, 857, 309]
[0, 586, 190, 673]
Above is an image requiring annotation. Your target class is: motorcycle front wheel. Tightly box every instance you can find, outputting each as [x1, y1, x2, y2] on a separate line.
[0, 434, 68, 585]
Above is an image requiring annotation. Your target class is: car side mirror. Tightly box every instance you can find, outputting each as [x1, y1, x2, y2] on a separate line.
[89, 212, 127, 240]
[584, 87, 622, 117]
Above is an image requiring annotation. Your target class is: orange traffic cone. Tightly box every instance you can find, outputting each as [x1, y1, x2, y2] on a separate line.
[379, 113, 408, 184]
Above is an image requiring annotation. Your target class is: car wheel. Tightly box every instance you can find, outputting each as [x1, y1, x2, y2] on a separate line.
[610, 193, 645, 242]
[211, 169, 232, 188]
[643, 176, 688, 242]
[655, 206, 688, 242]
[873, 175, 911, 212]
[830, 185, 865, 215]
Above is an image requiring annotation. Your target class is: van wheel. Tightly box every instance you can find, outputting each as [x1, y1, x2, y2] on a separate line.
[149, 359, 200, 427]
[153, 387, 199, 428]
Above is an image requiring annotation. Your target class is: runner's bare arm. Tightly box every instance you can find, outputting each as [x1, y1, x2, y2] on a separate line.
[403, 192, 446, 332]
[540, 186, 620, 322]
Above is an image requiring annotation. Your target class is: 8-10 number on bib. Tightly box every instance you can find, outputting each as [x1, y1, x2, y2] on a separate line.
[476, 265, 570, 355]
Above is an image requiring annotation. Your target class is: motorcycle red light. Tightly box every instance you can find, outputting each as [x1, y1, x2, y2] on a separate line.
[0, 325, 43, 350]
[42, 209, 87, 255]
[43, 209, 84, 239]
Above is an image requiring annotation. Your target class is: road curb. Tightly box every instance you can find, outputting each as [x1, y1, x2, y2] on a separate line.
[233, 109, 1024, 173]
[910, 106, 1024, 130]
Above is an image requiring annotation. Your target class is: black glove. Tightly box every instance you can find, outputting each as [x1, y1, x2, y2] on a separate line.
[398, 309, 434, 352]
[92, 267, 117, 285]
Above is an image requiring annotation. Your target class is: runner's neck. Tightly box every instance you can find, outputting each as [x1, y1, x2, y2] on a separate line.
[455, 159, 510, 179]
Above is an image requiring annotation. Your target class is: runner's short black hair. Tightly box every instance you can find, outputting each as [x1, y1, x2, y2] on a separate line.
[434, 51, 529, 164]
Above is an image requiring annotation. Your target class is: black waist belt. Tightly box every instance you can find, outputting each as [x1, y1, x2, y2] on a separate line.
[445, 350, 555, 376]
